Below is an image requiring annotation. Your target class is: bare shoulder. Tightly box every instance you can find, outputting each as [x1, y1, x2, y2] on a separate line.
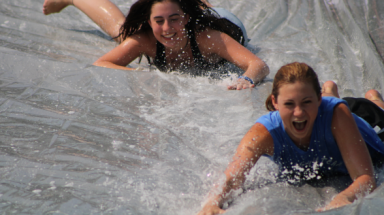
[195, 28, 224, 46]
[331, 103, 351, 120]
[194, 28, 247, 58]
[331, 102, 360, 143]
[194, 28, 229, 59]
[334, 102, 349, 111]
[239, 123, 274, 156]
[122, 31, 157, 57]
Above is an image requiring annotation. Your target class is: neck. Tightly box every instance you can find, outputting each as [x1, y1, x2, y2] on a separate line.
[292, 137, 311, 151]
[165, 35, 189, 54]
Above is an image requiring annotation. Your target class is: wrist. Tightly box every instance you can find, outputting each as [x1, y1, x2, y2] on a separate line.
[238, 75, 254, 85]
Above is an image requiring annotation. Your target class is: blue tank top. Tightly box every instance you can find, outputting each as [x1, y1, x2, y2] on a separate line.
[256, 97, 384, 182]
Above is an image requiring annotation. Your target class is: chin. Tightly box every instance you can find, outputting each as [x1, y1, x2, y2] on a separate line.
[163, 42, 176, 48]
[161, 40, 178, 47]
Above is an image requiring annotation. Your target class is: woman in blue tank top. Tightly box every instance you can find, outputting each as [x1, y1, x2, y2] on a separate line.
[42, 0, 269, 90]
[198, 62, 384, 214]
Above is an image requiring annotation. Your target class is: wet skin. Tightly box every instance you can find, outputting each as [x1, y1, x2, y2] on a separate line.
[148, 1, 189, 50]
[272, 81, 321, 150]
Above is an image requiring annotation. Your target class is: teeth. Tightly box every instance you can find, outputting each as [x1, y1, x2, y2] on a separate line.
[163, 33, 175, 38]
[293, 120, 306, 130]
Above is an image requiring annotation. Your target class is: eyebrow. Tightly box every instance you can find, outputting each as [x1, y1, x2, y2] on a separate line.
[282, 96, 314, 102]
[153, 13, 181, 19]
[301, 96, 314, 100]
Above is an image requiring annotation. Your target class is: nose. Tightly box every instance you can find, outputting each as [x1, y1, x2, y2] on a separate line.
[163, 20, 172, 32]
[293, 105, 304, 117]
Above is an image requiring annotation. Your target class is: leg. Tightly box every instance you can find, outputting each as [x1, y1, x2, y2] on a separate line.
[43, 0, 73, 15]
[365, 89, 384, 109]
[43, 0, 125, 42]
[321, 81, 340, 98]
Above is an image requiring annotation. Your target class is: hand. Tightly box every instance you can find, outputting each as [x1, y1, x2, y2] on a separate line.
[316, 193, 352, 212]
[197, 204, 226, 215]
[227, 78, 255, 90]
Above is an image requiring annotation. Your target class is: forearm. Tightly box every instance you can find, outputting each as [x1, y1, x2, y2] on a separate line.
[318, 174, 376, 212]
[204, 125, 270, 206]
[201, 173, 246, 212]
[339, 174, 376, 202]
[242, 60, 269, 84]
[93, 60, 135, 71]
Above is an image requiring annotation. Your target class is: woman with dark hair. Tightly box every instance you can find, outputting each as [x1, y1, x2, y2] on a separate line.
[43, 0, 269, 90]
[198, 62, 384, 214]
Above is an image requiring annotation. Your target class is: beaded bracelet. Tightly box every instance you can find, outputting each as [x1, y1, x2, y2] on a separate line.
[238, 76, 254, 85]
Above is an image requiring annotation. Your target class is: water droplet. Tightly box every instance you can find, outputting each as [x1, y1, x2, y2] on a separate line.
[32, 189, 41, 194]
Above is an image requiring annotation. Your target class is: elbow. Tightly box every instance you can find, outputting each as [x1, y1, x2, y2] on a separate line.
[365, 174, 377, 191]
[253, 61, 269, 82]
[261, 61, 270, 77]
[356, 174, 377, 193]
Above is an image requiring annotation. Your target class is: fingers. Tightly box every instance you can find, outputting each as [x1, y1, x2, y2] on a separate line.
[227, 79, 255, 90]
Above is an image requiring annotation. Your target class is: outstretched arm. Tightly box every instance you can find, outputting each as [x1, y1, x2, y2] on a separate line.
[93, 33, 155, 70]
[318, 103, 376, 211]
[197, 30, 269, 90]
[198, 123, 274, 215]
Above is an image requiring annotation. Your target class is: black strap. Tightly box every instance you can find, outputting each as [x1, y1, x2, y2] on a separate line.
[343, 97, 384, 140]
[153, 31, 226, 74]
[189, 30, 212, 71]
[153, 41, 167, 72]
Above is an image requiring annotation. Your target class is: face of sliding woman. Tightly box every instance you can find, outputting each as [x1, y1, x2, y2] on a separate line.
[272, 81, 322, 146]
[148, 1, 190, 49]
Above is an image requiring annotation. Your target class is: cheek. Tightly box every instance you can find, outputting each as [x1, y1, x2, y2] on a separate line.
[279, 109, 291, 123]
[151, 25, 162, 35]
[175, 24, 184, 32]
[176, 20, 187, 30]
[310, 108, 319, 119]
[150, 22, 159, 30]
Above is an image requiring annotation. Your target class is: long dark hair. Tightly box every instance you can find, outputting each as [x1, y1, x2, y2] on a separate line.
[265, 62, 321, 111]
[118, 0, 243, 43]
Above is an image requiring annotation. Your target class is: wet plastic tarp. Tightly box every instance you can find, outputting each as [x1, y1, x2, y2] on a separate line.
[0, 0, 384, 214]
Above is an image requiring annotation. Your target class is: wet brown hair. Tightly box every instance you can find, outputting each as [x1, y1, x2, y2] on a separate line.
[265, 62, 321, 111]
[118, 0, 243, 43]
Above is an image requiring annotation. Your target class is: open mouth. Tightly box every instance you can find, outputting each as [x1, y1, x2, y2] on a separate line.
[163, 33, 176, 39]
[292, 120, 307, 131]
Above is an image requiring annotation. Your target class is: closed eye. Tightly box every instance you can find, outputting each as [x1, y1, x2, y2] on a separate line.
[155, 20, 164, 24]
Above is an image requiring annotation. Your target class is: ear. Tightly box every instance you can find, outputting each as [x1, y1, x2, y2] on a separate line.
[184, 13, 190, 23]
[271, 95, 279, 110]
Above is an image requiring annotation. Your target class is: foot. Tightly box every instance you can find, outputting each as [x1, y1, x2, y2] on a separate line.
[321, 81, 339, 98]
[365, 89, 384, 109]
[43, 0, 73, 15]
